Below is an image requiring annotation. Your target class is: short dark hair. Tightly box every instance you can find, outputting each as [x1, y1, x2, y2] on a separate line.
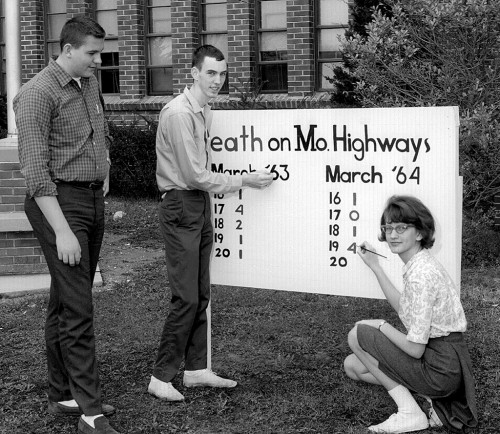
[59, 16, 106, 51]
[378, 195, 435, 249]
[192, 45, 225, 69]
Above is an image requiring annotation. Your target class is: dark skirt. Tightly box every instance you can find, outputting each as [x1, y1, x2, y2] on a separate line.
[358, 324, 478, 433]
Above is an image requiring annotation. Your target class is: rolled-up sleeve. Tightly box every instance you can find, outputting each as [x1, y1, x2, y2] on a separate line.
[14, 87, 57, 197]
[158, 109, 242, 194]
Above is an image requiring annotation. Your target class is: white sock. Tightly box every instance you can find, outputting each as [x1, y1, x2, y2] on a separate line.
[81, 414, 104, 428]
[388, 385, 422, 414]
[184, 368, 207, 376]
[59, 399, 78, 407]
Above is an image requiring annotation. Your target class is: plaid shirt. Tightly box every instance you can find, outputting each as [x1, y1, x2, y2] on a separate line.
[14, 59, 110, 197]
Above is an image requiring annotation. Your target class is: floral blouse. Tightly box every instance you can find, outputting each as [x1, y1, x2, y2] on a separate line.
[399, 249, 467, 344]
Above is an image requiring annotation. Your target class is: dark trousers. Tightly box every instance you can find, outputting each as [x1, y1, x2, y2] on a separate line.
[153, 189, 213, 382]
[24, 184, 105, 416]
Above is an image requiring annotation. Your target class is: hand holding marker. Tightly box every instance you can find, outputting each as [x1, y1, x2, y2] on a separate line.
[357, 244, 387, 259]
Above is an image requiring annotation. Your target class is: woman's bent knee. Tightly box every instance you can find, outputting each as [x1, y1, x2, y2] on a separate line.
[344, 353, 360, 380]
[347, 325, 360, 351]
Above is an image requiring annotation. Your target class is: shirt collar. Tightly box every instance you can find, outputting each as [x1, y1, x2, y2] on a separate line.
[48, 59, 87, 89]
[402, 248, 428, 275]
[183, 86, 210, 115]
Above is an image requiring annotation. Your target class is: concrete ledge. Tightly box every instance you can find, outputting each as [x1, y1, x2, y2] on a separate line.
[0, 137, 20, 161]
[0, 268, 103, 298]
[0, 211, 32, 232]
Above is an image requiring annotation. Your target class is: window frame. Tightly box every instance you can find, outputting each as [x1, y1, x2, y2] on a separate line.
[255, 0, 288, 93]
[94, 0, 120, 95]
[198, 0, 229, 94]
[44, 0, 67, 64]
[145, 0, 173, 96]
[315, 0, 349, 91]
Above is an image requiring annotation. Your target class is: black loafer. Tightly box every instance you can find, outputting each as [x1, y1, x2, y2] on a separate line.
[48, 400, 116, 417]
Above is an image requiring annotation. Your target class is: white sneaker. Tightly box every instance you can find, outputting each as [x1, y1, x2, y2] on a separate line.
[183, 369, 237, 388]
[368, 411, 429, 433]
[147, 376, 185, 401]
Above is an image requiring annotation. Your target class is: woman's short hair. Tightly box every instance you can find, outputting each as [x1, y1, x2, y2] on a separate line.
[378, 195, 435, 249]
[192, 45, 225, 69]
[59, 16, 106, 50]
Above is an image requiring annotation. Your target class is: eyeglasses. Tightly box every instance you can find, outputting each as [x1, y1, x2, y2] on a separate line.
[381, 224, 415, 234]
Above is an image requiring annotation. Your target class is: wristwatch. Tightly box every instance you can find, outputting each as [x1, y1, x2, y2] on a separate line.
[378, 320, 387, 331]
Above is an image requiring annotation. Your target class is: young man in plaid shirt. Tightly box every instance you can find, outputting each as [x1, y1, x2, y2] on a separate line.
[14, 16, 119, 434]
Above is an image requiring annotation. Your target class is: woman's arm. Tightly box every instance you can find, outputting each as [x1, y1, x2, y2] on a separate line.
[357, 319, 426, 359]
[358, 242, 400, 312]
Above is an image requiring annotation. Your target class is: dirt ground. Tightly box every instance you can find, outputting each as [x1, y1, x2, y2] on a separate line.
[98, 233, 164, 288]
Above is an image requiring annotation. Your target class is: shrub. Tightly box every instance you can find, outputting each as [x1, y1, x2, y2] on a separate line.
[329, 0, 500, 224]
[108, 118, 158, 198]
[462, 208, 500, 268]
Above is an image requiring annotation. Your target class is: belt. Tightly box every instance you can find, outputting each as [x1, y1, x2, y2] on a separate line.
[55, 180, 104, 190]
[162, 189, 206, 200]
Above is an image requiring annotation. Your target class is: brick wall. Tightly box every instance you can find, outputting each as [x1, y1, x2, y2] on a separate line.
[117, 0, 146, 99]
[228, 0, 256, 88]
[0, 161, 48, 275]
[19, 0, 45, 83]
[0, 162, 26, 213]
[0, 232, 47, 275]
[172, 1, 200, 91]
[67, 0, 93, 18]
[288, 0, 315, 97]
[17, 0, 337, 112]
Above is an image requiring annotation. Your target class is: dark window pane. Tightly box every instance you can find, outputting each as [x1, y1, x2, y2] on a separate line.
[260, 51, 288, 61]
[260, 63, 287, 92]
[149, 67, 173, 93]
[101, 52, 119, 67]
[100, 69, 120, 94]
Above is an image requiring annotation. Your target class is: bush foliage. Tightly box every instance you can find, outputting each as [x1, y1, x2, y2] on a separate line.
[329, 0, 500, 225]
[108, 118, 158, 198]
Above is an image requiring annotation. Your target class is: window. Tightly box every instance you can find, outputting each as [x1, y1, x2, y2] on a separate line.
[146, 0, 172, 95]
[95, 0, 119, 94]
[0, 0, 5, 95]
[45, 0, 66, 62]
[257, 0, 287, 92]
[316, 0, 349, 90]
[200, 0, 228, 92]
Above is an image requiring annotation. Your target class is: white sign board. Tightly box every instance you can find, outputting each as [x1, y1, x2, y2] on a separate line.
[209, 107, 461, 299]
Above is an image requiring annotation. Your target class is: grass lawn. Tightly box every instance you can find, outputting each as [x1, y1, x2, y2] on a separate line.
[0, 197, 499, 434]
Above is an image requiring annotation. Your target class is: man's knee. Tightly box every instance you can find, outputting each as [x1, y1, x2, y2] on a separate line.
[173, 292, 200, 317]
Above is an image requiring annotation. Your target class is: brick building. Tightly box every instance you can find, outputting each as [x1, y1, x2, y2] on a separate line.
[2, 0, 350, 114]
[0, 0, 350, 283]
